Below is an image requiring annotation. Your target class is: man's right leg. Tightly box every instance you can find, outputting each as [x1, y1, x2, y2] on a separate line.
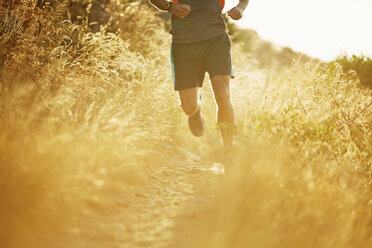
[179, 87, 204, 137]
[171, 40, 207, 137]
[179, 87, 200, 116]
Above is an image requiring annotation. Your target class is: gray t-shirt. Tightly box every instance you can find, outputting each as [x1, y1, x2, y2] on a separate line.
[171, 0, 226, 43]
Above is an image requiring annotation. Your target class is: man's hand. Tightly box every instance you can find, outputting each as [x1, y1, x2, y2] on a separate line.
[170, 3, 191, 19]
[227, 5, 244, 20]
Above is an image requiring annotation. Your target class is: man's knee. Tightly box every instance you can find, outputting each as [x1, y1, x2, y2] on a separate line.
[180, 101, 199, 116]
[214, 88, 231, 108]
[178, 87, 200, 116]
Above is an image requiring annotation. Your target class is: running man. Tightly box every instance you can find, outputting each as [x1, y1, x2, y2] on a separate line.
[149, 0, 249, 157]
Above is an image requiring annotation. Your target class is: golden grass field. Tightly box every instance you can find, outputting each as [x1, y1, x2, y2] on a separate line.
[1, 1, 372, 247]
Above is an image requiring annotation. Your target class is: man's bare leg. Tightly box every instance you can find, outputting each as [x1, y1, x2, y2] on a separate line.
[211, 75, 236, 148]
[179, 87, 204, 137]
[178, 87, 200, 116]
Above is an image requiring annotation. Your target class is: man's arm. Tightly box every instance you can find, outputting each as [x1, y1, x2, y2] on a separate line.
[237, 0, 249, 10]
[228, 0, 249, 20]
[148, 0, 169, 11]
[149, 0, 191, 19]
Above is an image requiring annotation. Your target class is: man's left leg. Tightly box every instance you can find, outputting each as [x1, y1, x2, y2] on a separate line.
[211, 75, 236, 148]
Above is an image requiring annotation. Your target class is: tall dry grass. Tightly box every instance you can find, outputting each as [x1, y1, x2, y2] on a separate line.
[1, 1, 181, 247]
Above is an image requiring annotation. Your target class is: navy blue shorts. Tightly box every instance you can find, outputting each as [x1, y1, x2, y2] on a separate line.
[170, 32, 234, 91]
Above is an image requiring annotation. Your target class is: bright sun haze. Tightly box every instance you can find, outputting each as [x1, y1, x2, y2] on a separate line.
[226, 0, 372, 61]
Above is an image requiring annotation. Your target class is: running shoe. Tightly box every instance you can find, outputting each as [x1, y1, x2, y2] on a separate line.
[188, 110, 204, 137]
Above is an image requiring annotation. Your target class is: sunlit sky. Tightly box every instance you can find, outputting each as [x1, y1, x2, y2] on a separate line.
[225, 0, 372, 61]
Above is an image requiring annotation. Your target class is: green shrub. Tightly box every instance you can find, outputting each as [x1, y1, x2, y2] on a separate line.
[331, 54, 372, 87]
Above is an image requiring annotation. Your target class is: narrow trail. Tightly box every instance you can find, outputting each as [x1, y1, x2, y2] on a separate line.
[125, 160, 218, 247]
[118, 157, 220, 248]
[76, 148, 222, 248]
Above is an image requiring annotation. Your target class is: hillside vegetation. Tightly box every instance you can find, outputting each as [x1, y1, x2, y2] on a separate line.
[1, 1, 372, 248]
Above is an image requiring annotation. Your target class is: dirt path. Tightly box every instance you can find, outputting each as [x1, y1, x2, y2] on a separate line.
[125, 160, 218, 247]
[118, 155, 222, 248]
[75, 148, 222, 248]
